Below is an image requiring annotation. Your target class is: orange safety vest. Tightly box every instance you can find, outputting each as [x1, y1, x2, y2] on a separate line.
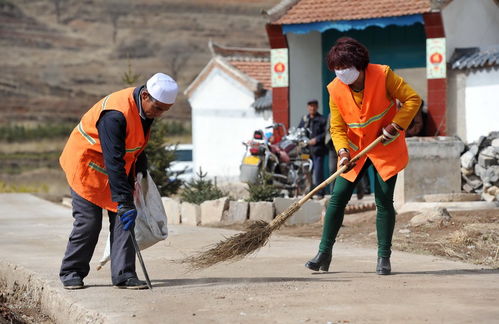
[60, 87, 149, 212]
[327, 64, 408, 182]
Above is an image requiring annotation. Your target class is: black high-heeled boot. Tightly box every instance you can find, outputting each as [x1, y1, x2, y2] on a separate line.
[376, 257, 391, 275]
[305, 252, 332, 271]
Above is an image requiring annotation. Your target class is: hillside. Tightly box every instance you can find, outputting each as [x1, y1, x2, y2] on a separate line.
[0, 0, 279, 123]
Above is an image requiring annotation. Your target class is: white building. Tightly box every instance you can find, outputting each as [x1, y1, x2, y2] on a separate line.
[444, 0, 499, 143]
[185, 42, 273, 182]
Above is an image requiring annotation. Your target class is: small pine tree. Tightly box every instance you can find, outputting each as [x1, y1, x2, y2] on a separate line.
[122, 56, 140, 86]
[145, 121, 182, 196]
[180, 168, 225, 205]
[246, 173, 281, 202]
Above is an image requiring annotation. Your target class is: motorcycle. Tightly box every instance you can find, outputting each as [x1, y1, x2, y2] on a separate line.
[239, 123, 313, 197]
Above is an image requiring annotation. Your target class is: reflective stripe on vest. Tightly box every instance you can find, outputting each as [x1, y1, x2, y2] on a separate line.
[327, 64, 408, 182]
[346, 100, 394, 129]
[77, 122, 97, 145]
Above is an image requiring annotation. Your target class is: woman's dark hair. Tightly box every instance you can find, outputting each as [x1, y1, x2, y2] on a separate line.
[326, 37, 370, 71]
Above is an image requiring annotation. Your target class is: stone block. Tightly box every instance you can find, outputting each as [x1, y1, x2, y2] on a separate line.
[61, 197, 72, 208]
[180, 202, 201, 226]
[422, 193, 481, 202]
[481, 192, 496, 202]
[249, 202, 274, 222]
[200, 197, 229, 225]
[483, 166, 499, 185]
[223, 201, 248, 224]
[273, 197, 322, 225]
[409, 207, 451, 227]
[162, 197, 181, 225]
[462, 183, 474, 193]
[486, 186, 499, 196]
[491, 138, 499, 149]
[463, 174, 483, 189]
[474, 164, 485, 178]
[394, 137, 463, 206]
[468, 143, 479, 156]
[460, 151, 476, 169]
[478, 153, 496, 168]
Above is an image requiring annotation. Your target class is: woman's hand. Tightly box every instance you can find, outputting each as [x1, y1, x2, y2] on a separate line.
[381, 122, 403, 143]
[338, 148, 356, 172]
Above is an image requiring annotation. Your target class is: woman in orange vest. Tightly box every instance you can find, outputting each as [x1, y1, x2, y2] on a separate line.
[59, 73, 178, 289]
[305, 37, 422, 275]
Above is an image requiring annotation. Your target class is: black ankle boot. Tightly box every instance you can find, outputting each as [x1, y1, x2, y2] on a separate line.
[376, 257, 391, 275]
[305, 252, 332, 271]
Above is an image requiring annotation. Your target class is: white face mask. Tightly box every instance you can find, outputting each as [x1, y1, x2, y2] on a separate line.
[334, 67, 360, 85]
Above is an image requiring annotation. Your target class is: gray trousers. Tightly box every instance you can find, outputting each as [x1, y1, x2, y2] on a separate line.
[59, 190, 136, 285]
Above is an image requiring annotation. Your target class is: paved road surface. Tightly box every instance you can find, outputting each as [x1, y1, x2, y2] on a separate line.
[1, 194, 498, 323]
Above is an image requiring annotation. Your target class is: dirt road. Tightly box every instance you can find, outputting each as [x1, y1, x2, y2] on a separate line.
[1, 194, 498, 323]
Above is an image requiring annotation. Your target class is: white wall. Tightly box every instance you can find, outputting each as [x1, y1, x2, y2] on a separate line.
[287, 32, 323, 128]
[447, 70, 467, 139]
[189, 68, 272, 181]
[463, 68, 499, 143]
[442, 0, 499, 59]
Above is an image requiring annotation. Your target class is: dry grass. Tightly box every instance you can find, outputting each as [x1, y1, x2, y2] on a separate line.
[0, 139, 66, 154]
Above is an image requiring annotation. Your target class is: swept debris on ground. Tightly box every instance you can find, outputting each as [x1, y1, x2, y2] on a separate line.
[213, 208, 499, 268]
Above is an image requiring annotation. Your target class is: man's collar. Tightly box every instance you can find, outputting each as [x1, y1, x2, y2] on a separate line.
[134, 86, 147, 120]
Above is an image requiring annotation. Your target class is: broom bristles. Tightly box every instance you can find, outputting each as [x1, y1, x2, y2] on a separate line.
[179, 220, 272, 270]
[179, 202, 303, 270]
[179, 138, 383, 270]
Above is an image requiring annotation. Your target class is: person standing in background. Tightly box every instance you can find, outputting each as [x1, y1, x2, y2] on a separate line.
[298, 100, 327, 198]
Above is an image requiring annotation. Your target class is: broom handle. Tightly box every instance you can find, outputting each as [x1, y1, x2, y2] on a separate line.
[269, 135, 384, 228]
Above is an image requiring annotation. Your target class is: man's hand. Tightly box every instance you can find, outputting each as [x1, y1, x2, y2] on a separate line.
[338, 148, 355, 172]
[308, 138, 317, 146]
[381, 122, 402, 143]
[118, 203, 137, 231]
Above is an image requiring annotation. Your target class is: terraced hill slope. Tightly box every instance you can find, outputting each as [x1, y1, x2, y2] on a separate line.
[0, 0, 278, 123]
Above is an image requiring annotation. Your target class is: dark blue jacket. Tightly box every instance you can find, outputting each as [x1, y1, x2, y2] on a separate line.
[298, 112, 327, 156]
[96, 86, 153, 205]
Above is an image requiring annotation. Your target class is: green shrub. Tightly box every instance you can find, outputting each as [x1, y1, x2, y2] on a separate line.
[0, 123, 73, 142]
[246, 173, 281, 202]
[145, 121, 182, 196]
[180, 168, 225, 205]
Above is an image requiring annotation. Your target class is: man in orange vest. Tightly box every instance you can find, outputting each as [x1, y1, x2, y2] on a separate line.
[59, 73, 178, 289]
[305, 37, 421, 275]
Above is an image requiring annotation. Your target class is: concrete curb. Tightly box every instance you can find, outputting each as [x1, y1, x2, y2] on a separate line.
[0, 261, 106, 324]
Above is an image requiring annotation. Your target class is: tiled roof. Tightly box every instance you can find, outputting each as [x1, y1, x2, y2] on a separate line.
[209, 41, 271, 90]
[252, 89, 273, 110]
[450, 46, 499, 70]
[210, 42, 270, 62]
[229, 61, 271, 90]
[185, 42, 271, 98]
[267, 0, 433, 25]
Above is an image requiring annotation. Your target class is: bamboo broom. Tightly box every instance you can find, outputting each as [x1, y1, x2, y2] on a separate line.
[180, 135, 384, 270]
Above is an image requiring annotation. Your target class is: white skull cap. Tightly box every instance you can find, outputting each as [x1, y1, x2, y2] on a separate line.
[146, 73, 178, 104]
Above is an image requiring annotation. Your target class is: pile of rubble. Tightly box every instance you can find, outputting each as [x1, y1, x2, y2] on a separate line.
[460, 131, 499, 201]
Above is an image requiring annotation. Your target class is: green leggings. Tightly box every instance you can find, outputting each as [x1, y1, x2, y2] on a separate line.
[319, 160, 397, 257]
